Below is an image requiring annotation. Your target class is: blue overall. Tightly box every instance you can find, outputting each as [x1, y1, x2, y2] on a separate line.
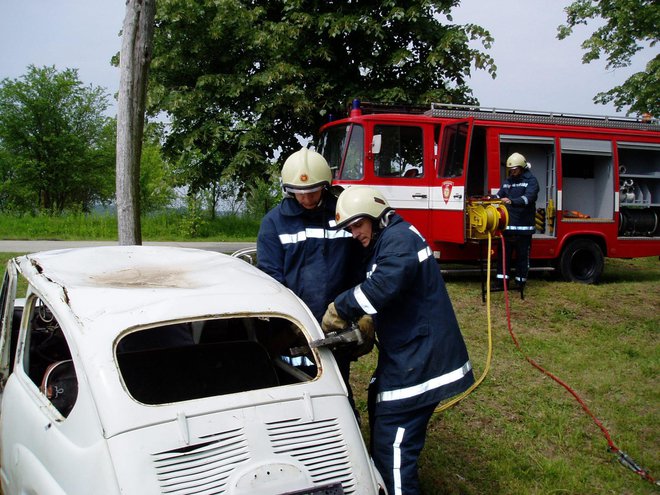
[495, 169, 539, 284]
[334, 213, 474, 495]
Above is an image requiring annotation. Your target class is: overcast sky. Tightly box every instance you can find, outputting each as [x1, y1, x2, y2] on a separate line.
[0, 0, 651, 119]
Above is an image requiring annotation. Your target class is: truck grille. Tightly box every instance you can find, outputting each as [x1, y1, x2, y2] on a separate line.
[266, 417, 357, 494]
[152, 427, 250, 494]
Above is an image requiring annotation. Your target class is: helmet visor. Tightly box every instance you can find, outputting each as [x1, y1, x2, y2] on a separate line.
[340, 216, 366, 232]
[284, 184, 325, 194]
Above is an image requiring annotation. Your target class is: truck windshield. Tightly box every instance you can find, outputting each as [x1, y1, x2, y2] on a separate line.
[318, 124, 364, 180]
[116, 316, 317, 405]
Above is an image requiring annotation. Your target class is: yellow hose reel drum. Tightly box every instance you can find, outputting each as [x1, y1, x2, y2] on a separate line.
[466, 199, 509, 240]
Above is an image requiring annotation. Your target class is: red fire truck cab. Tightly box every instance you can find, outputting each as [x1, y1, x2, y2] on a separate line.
[318, 100, 660, 283]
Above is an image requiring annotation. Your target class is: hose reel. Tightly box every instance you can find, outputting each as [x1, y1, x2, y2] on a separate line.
[466, 198, 509, 240]
[619, 208, 659, 236]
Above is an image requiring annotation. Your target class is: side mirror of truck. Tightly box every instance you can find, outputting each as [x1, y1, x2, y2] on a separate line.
[371, 134, 382, 155]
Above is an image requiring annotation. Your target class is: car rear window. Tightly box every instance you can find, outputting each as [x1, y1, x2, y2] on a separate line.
[116, 316, 318, 405]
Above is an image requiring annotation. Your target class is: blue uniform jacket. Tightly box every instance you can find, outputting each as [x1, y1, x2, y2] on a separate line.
[496, 169, 539, 234]
[334, 214, 474, 415]
[257, 192, 362, 322]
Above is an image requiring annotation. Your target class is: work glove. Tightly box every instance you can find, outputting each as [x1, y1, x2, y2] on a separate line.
[322, 302, 348, 334]
[352, 315, 376, 359]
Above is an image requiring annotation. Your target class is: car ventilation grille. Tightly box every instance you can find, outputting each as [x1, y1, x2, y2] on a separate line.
[266, 417, 357, 494]
[151, 427, 249, 494]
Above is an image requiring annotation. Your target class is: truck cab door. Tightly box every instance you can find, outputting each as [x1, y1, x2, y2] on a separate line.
[430, 119, 473, 244]
[367, 123, 432, 234]
[0, 261, 18, 394]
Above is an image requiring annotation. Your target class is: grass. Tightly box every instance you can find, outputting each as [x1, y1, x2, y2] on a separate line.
[0, 248, 657, 494]
[0, 211, 260, 241]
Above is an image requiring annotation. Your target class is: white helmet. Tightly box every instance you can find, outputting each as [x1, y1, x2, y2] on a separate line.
[335, 186, 392, 229]
[506, 152, 530, 169]
[281, 147, 332, 194]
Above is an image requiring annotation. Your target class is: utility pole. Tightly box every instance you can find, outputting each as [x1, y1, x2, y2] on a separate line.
[116, 0, 156, 245]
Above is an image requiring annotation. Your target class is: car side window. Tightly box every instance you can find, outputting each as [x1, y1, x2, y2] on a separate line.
[23, 298, 78, 418]
[0, 272, 9, 330]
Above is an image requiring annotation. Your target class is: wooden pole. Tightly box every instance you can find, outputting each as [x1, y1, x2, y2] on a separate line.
[116, 0, 156, 245]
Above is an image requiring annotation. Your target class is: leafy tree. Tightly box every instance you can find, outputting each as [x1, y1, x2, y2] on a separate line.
[139, 123, 177, 213]
[0, 65, 115, 213]
[148, 0, 495, 198]
[244, 161, 283, 219]
[557, 0, 659, 116]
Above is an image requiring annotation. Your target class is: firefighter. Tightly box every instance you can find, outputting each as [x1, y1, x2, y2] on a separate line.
[256, 147, 368, 410]
[322, 186, 474, 495]
[494, 152, 540, 288]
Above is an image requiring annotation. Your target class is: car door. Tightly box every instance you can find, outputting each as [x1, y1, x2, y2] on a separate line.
[0, 262, 18, 398]
[2, 294, 93, 495]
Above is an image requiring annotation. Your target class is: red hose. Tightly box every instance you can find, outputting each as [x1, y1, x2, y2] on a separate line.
[499, 236, 657, 485]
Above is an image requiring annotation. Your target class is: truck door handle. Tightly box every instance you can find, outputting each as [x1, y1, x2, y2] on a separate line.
[412, 193, 427, 199]
[453, 193, 463, 199]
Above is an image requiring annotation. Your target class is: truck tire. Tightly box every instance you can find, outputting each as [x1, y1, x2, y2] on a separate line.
[559, 239, 604, 284]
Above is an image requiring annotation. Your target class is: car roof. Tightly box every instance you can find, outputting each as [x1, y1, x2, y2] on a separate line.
[15, 246, 316, 337]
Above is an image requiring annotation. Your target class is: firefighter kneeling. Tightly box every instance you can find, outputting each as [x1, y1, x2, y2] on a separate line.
[323, 186, 474, 495]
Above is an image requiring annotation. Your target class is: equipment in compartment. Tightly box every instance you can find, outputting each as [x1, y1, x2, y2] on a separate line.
[535, 208, 546, 233]
[619, 208, 659, 236]
[620, 177, 652, 206]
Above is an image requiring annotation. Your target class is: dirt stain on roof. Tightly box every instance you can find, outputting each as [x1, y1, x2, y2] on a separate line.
[90, 267, 195, 289]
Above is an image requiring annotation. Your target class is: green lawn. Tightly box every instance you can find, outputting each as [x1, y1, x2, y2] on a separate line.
[0, 211, 260, 241]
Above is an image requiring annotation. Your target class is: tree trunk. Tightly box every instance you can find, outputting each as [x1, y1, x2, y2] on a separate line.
[116, 0, 156, 245]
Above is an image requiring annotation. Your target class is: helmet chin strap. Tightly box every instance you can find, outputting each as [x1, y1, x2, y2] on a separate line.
[379, 210, 395, 229]
[314, 186, 331, 208]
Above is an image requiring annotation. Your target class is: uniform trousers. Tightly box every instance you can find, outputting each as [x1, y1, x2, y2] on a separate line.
[497, 232, 532, 285]
[369, 378, 438, 495]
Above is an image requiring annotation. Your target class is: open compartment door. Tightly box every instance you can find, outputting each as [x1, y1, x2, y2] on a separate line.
[430, 119, 473, 244]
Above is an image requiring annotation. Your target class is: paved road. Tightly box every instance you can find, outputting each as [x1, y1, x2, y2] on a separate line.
[0, 240, 256, 254]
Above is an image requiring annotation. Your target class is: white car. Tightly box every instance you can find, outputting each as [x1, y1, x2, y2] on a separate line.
[0, 246, 386, 495]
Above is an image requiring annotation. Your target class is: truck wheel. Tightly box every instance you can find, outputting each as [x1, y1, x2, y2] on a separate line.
[559, 239, 604, 284]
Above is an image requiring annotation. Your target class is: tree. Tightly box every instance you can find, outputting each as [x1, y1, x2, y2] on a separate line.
[0, 65, 115, 213]
[148, 0, 495, 198]
[139, 123, 176, 213]
[557, 0, 659, 116]
[116, 0, 157, 245]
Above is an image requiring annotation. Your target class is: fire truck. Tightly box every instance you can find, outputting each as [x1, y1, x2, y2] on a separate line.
[318, 100, 660, 283]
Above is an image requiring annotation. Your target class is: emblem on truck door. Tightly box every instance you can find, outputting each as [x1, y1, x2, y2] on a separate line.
[442, 181, 454, 204]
